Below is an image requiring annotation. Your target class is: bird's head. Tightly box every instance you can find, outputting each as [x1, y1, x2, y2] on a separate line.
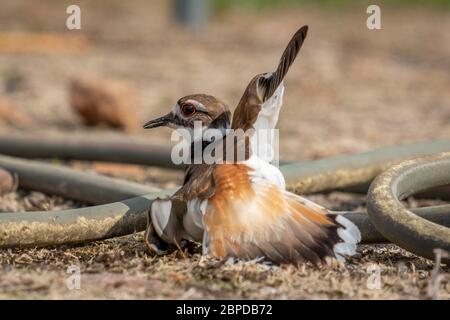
[143, 94, 231, 132]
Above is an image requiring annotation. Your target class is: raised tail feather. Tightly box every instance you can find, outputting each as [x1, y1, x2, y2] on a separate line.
[230, 26, 308, 132]
[259, 25, 308, 102]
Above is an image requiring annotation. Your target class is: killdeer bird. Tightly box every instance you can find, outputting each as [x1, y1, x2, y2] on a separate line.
[143, 26, 361, 264]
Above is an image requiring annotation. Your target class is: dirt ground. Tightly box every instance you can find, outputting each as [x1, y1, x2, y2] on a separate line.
[0, 1, 449, 299]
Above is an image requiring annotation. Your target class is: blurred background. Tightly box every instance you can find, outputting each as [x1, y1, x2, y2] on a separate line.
[0, 0, 449, 160]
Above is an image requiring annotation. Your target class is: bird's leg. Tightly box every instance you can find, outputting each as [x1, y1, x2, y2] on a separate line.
[144, 221, 170, 255]
[174, 238, 188, 259]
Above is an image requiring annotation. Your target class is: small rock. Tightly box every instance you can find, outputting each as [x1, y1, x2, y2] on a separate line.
[0, 168, 16, 195]
[4, 71, 27, 93]
[0, 96, 32, 127]
[69, 78, 140, 133]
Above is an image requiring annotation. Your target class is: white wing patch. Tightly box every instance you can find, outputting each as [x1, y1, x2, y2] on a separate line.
[150, 199, 175, 243]
[183, 199, 208, 242]
[151, 197, 208, 246]
[251, 84, 285, 163]
[245, 154, 285, 190]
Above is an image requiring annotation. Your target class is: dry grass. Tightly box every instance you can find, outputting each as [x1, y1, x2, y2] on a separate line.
[0, 234, 448, 299]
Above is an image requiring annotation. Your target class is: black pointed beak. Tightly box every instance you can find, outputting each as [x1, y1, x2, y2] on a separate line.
[143, 113, 174, 129]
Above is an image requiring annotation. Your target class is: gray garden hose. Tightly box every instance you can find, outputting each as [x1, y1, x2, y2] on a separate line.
[0, 135, 450, 258]
[0, 192, 172, 248]
[342, 205, 450, 244]
[0, 133, 176, 169]
[281, 139, 450, 194]
[0, 154, 162, 205]
[367, 153, 450, 262]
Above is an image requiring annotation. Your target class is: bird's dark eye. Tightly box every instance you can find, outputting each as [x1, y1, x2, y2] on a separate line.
[181, 103, 197, 117]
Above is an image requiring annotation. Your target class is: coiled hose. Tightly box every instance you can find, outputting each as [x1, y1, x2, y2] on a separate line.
[367, 153, 450, 262]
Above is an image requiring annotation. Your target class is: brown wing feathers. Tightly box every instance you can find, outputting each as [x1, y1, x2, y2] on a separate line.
[259, 25, 308, 102]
